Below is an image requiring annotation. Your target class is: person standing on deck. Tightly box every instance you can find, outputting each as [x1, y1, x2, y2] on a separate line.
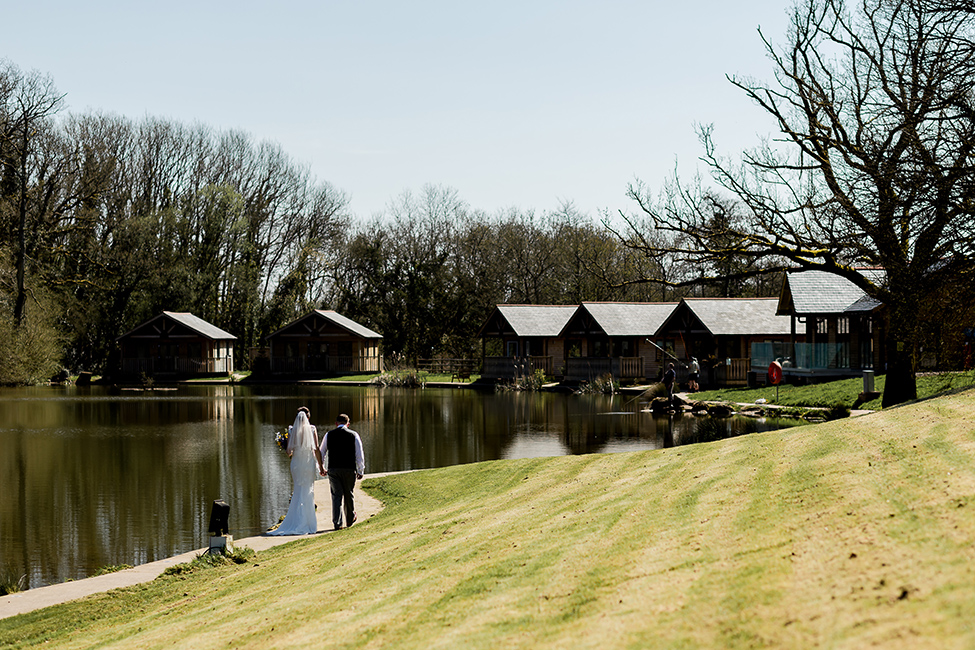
[688, 357, 700, 392]
[663, 363, 677, 404]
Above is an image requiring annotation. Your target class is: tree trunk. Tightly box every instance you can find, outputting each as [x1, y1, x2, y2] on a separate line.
[13, 124, 28, 328]
[881, 297, 920, 408]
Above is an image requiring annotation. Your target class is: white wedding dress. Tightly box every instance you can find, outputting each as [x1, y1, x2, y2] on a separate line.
[269, 413, 319, 535]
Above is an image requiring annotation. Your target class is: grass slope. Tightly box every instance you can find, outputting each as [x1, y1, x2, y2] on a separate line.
[691, 369, 975, 410]
[2, 391, 975, 648]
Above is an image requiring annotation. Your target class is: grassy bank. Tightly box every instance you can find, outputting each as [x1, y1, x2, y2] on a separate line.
[3, 390, 975, 648]
[691, 369, 975, 410]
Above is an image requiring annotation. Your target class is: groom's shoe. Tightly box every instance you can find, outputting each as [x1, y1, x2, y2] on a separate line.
[350, 513, 357, 526]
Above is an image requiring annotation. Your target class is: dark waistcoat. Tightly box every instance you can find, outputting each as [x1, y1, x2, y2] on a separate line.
[326, 427, 356, 469]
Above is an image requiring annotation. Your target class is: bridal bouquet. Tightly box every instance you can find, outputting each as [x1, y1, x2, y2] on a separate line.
[274, 426, 290, 450]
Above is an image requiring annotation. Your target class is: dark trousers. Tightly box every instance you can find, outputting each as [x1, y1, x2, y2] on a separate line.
[328, 469, 357, 529]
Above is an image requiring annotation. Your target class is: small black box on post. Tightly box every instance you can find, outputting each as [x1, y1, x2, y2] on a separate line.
[208, 499, 230, 537]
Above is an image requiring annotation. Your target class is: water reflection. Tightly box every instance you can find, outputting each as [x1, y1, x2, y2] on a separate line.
[0, 385, 801, 588]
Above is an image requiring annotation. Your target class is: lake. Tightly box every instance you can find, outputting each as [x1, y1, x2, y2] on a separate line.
[0, 383, 802, 588]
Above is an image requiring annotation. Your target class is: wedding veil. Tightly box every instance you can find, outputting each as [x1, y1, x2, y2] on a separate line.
[287, 411, 315, 453]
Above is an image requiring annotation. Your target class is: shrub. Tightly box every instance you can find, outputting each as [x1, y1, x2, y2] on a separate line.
[373, 369, 426, 388]
[826, 402, 851, 420]
[496, 369, 547, 392]
[163, 547, 255, 576]
[576, 373, 618, 395]
[0, 571, 26, 596]
[0, 292, 64, 385]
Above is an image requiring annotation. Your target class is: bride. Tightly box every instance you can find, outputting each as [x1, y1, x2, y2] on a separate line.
[269, 408, 325, 535]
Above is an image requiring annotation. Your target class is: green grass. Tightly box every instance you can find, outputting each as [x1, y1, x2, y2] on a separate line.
[691, 370, 975, 410]
[3, 387, 975, 648]
[91, 565, 133, 577]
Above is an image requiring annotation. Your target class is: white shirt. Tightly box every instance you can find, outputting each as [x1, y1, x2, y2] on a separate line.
[319, 424, 365, 476]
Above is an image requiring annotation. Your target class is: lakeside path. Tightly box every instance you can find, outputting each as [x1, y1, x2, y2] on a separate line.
[0, 477, 385, 621]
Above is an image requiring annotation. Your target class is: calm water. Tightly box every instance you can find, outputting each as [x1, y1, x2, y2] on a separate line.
[0, 384, 801, 588]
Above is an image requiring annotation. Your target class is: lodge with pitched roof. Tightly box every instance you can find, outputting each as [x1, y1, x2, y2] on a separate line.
[477, 270, 885, 387]
[558, 302, 678, 382]
[116, 312, 237, 378]
[657, 297, 794, 386]
[477, 304, 578, 379]
[264, 310, 383, 376]
[478, 299, 791, 385]
[773, 269, 885, 382]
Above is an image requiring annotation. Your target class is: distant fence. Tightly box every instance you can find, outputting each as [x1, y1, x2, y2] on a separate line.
[416, 359, 478, 374]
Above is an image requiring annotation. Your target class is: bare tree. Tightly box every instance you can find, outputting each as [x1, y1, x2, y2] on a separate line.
[621, 0, 975, 406]
[0, 61, 69, 327]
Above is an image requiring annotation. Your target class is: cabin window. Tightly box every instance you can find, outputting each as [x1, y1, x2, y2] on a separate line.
[838, 317, 850, 335]
[506, 341, 519, 357]
[566, 340, 582, 358]
[337, 341, 353, 357]
[592, 338, 610, 357]
[618, 338, 634, 357]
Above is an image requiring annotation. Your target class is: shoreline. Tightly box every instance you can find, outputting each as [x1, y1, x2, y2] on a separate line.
[0, 476, 385, 621]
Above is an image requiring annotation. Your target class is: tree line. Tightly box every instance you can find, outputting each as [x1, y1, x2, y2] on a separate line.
[4, 0, 973, 409]
[0, 59, 355, 382]
[328, 188, 778, 364]
[0, 61, 778, 384]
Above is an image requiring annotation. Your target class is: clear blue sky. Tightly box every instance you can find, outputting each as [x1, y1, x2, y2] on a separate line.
[6, 1, 791, 220]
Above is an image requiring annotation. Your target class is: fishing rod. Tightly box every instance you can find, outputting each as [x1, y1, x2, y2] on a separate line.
[644, 338, 680, 362]
[620, 339, 683, 407]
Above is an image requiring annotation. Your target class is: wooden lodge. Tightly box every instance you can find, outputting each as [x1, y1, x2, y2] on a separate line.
[657, 297, 795, 386]
[773, 269, 884, 382]
[558, 302, 678, 382]
[117, 312, 236, 378]
[478, 305, 577, 380]
[477, 294, 820, 387]
[264, 310, 383, 376]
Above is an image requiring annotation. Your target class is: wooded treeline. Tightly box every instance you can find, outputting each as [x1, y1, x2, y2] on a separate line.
[333, 187, 780, 363]
[0, 60, 351, 382]
[0, 61, 780, 383]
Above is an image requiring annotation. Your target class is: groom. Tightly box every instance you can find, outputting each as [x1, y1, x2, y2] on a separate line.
[319, 413, 365, 530]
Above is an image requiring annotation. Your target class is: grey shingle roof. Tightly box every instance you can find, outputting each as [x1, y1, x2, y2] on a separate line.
[495, 305, 578, 337]
[264, 311, 382, 340]
[680, 298, 791, 336]
[161, 312, 237, 340]
[577, 302, 678, 336]
[783, 270, 883, 315]
[311, 310, 383, 339]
